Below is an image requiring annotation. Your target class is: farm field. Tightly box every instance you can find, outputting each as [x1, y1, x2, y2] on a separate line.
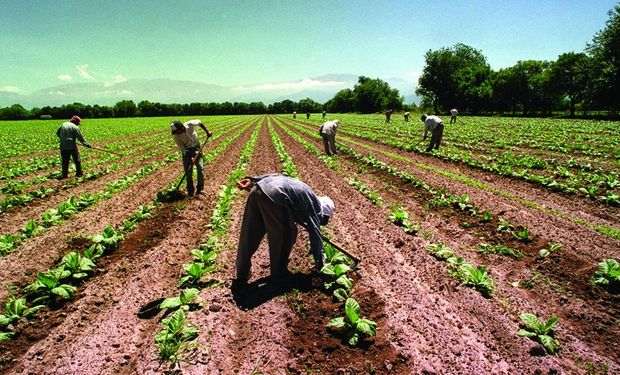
[0, 114, 618, 374]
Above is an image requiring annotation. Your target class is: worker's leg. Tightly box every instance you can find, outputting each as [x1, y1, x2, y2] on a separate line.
[236, 187, 266, 282]
[60, 150, 70, 178]
[434, 124, 444, 150]
[328, 135, 337, 155]
[195, 153, 204, 193]
[322, 135, 331, 156]
[71, 148, 83, 176]
[182, 152, 195, 196]
[259, 195, 297, 279]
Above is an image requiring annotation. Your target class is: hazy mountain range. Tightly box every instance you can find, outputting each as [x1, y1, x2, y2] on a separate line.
[0, 74, 419, 108]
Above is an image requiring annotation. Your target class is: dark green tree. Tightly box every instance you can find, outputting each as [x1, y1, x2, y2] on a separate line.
[549, 52, 591, 116]
[586, 3, 620, 112]
[353, 76, 402, 113]
[325, 88, 355, 113]
[416, 43, 491, 113]
[113, 100, 137, 117]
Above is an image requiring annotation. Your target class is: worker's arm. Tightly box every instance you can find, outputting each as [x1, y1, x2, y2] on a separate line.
[304, 213, 325, 271]
[423, 121, 430, 139]
[75, 128, 91, 148]
[198, 123, 212, 138]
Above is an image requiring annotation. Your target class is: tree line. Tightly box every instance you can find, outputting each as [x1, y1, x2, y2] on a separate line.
[416, 4, 619, 117]
[0, 75, 408, 121]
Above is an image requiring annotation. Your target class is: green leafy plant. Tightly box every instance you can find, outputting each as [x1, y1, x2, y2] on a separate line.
[323, 242, 351, 266]
[178, 262, 215, 288]
[23, 267, 77, 304]
[0, 296, 44, 327]
[497, 219, 515, 233]
[388, 207, 419, 235]
[539, 242, 562, 258]
[159, 288, 202, 312]
[427, 243, 455, 260]
[512, 226, 531, 242]
[326, 298, 377, 347]
[453, 263, 495, 297]
[0, 234, 18, 256]
[591, 258, 620, 292]
[518, 312, 561, 354]
[91, 225, 124, 253]
[478, 243, 524, 259]
[60, 251, 96, 280]
[19, 219, 46, 238]
[155, 309, 199, 364]
[321, 263, 353, 301]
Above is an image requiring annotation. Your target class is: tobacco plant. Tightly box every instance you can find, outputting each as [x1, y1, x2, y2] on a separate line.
[23, 267, 77, 304]
[388, 207, 419, 235]
[326, 298, 377, 347]
[452, 263, 495, 297]
[159, 288, 202, 312]
[178, 262, 215, 288]
[155, 309, 199, 364]
[321, 263, 353, 302]
[427, 243, 455, 260]
[591, 258, 620, 292]
[539, 242, 562, 258]
[518, 312, 561, 354]
[478, 243, 524, 259]
[60, 251, 96, 280]
[0, 296, 44, 327]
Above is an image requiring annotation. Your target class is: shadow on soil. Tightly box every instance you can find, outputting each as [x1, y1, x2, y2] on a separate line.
[232, 273, 320, 310]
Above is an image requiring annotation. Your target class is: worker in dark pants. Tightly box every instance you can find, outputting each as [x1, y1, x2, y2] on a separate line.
[319, 119, 340, 156]
[56, 115, 91, 179]
[233, 174, 335, 289]
[420, 114, 444, 152]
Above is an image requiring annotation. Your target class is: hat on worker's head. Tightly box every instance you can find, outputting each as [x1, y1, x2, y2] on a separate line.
[318, 196, 335, 218]
[170, 120, 184, 134]
[420, 114, 427, 121]
[70, 115, 81, 125]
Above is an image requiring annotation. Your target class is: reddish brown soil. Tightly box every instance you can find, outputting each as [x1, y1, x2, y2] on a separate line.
[0, 115, 618, 374]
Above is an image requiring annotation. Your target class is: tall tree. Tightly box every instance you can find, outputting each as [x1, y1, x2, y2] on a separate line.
[325, 89, 355, 113]
[353, 76, 402, 113]
[549, 52, 591, 116]
[416, 43, 491, 114]
[586, 3, 620, 112]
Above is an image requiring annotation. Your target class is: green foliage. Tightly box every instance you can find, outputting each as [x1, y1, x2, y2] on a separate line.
[60, 251, 96, 280]
[426, 243, 455, 260]
[539, 242, 562, 258]
[453, 263, 495, 297]
[91, 225, 124, 253]
[321, 263, 353, 301]
[518, 312, 561, 354]
[388, 207, 419, 235]
[23, 267, 77, 304]
[155, 309, 199, 364]
[160, 288, 202, 312]
[591, 258, 620, 291]
[326, 298, 377, 346]
[0, 296, 44, 327]
[179, 262, 215, 288]
[478, 243, 524, 259]
[352, 76, 403, 113]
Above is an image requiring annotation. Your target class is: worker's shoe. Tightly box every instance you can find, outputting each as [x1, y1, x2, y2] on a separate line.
[231, 278, 248, 293]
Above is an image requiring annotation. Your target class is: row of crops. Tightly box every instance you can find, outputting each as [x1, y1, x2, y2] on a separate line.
[0, 114, 617, 373]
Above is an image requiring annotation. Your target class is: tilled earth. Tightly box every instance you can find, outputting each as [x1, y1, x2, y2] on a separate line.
[0, 115, 618, 374]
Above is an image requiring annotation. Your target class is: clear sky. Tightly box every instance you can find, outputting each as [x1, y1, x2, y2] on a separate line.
[1, 0, 617, 94]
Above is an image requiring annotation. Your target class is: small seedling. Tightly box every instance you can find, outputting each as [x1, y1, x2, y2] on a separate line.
[518, 312, 560, 354]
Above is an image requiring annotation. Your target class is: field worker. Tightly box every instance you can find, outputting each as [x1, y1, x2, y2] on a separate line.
[170, 119, 212, 197]
[322, 110, 326, 119]
[385, 109, 393, 123]
[306, 112, 310, 119]
[293, 111, 296, 119]
[233, 174, 335, 288]
[404, 111, 410, 122]
[56, 115, 91, 179]
[420, 114, 445, 152]
[450, 108, 458, 124]
[319, 119, 340, 156]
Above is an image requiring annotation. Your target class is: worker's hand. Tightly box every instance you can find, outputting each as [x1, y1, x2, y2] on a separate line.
[236, 178, 252, 191]
[207, 131, 213, 139]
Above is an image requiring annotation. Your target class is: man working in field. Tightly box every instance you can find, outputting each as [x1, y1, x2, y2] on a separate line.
[450, 108, 458, 124]
[56, 115, 91, 179]
[170, 119, 212, 197]
[420, 114, 445, 152]
[319, 119, 340, 156]
[233, 174, 335, 289]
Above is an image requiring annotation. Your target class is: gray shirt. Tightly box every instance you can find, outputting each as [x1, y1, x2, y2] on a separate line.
[424, 115, 444, 137]
[319, 120, 338, 136]
[251, 173, 325, 267]
[172, 119, 202, 154]
[56, 122, 90, 150]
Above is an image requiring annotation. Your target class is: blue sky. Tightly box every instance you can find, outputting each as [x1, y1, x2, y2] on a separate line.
[1, 0, 616, 94]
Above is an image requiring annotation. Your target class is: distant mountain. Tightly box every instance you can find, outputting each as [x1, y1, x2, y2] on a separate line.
[1, 75, 419, 108]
